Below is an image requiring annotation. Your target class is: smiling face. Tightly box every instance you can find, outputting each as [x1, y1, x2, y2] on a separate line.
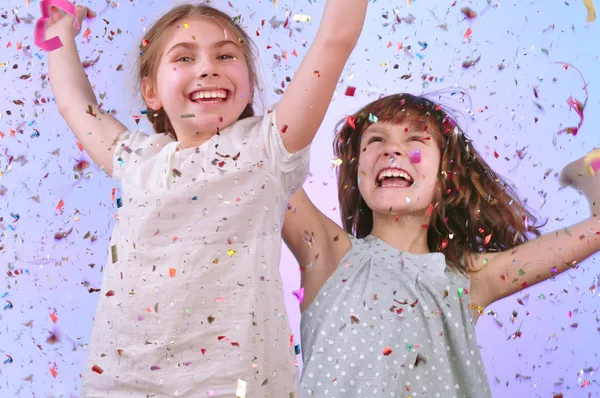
[142, 16, 252, 144]
[357, 117, 442, 218]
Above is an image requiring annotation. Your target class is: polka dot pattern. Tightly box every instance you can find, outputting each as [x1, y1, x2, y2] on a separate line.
[300, 235, 491, 397]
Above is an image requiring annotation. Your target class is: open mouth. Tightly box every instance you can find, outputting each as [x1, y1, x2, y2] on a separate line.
[189, 89, 230, 103]
[376, 167, 414, 188]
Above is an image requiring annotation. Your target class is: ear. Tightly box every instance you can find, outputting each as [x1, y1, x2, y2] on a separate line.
[142, 76, 162, 111]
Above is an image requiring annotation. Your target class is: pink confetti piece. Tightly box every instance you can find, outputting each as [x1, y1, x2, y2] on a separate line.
[409, 148, 421, 164]
[292, 288, 304, 303]
[554, 62, 589, 136]
[585, 149, 600, 176]
[34, 0, 80, 52]
[150, 365, 160, 371]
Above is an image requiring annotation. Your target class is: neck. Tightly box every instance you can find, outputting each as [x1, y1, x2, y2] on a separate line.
[370, 211, 430, 254]
[173, 125, 219, 149]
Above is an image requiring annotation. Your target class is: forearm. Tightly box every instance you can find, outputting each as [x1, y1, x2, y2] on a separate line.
[317, 0, 368, 48]
[49, 37, 97, 113]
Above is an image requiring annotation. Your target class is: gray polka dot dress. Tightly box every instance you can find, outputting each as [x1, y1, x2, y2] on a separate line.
[300, 235, 491, 398]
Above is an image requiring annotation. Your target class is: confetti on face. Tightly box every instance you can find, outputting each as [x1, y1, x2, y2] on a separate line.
[409, 148, 421, 164]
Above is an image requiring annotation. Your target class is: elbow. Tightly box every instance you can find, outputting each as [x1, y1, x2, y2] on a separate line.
[319, 36, 357, 56]
[56, 101, 72, 117]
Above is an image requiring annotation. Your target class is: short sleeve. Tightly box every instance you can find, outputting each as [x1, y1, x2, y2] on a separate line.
[111, 129, 175, 181]
[259, 106, 311, 198]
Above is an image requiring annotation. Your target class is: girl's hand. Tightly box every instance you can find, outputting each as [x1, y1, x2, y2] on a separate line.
[45, 5, 95, 42]
[560, 149, 600, 214]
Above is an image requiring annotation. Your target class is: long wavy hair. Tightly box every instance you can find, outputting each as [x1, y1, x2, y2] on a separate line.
[333, 93, 544, 274]
[135, 4, 259, 139]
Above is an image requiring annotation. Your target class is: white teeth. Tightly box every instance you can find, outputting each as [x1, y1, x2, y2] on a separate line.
[377, 169, 412, 182]
[190, 89, 228, 101]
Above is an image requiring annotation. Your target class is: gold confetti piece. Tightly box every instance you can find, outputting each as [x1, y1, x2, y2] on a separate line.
[181, 113, 195, 118]
[235, 379, 247, 398]
[227, 249, 236, 257]
[584, 149, 600, 175]
[292, 14, 311, 22]
[331, 158, 343, 167]
[584, 0, 596, 22]
[111, 245, 118, 263]
[184, 22, 190, 28]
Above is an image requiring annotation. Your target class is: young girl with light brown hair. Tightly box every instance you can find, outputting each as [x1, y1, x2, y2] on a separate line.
[283, 93, 600, 397]
[41, 1, 368, 396]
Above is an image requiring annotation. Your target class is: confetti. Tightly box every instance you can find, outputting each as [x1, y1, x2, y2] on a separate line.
[345, 86, 356, 96]
[111, 245, 118, 263]
[169, 268, 176, 277]
[180, 113, 196, 118]
[150, 365, 161, 371]
[409, 148, 421, 164]
[554, 62, 588, 136]
[91, 364, 104, 374]
[382, 347, 392, 356]
[584, 0, 596, 22]
[584, 149, 600, 176]
[236, 379, 248, 398]
[292, 288, 304, 303]
[292, 14, 311, 22]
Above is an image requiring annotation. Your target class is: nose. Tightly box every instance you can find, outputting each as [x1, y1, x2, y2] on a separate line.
[196, 58, 220, 79]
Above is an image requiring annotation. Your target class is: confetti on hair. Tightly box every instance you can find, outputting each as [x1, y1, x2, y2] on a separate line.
[345, 115, 356, 129]
[554, 62, 588, 136]
[368, 113, 379, 123]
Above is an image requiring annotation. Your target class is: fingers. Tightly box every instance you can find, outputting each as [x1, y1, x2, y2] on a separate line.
[50, 6, 63, 24]
[75, 5, 88, 26]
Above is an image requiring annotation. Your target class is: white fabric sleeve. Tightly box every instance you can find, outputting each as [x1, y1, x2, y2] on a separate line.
[259, 106, 311, 198]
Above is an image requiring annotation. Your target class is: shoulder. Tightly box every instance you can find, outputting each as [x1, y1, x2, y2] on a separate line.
[115, 129, 175, 155]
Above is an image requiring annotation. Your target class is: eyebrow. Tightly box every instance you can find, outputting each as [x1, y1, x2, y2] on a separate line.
[165, 40, 239, 56]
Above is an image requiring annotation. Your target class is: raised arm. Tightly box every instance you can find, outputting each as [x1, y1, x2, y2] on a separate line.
[283, 188, 350, 311]
[276, 0, 368, 153]
[471, 152, 600, 308]
[47, 5, 127, 177]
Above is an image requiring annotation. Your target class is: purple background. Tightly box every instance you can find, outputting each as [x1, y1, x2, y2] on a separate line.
[1, 0, 599, 396]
